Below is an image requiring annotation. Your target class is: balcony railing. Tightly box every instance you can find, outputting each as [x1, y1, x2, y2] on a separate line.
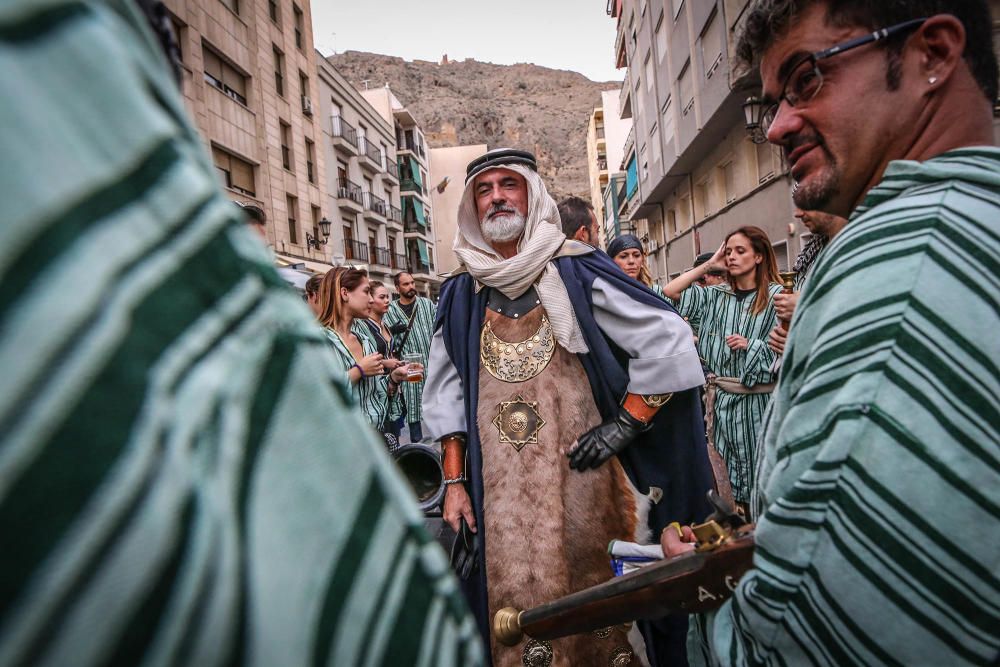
[389, 205, 403, 224]
[405, 220, 428, 234]
[397, 136, 425, 158]
[373, 246, 392, 267]
[361, 139, 383, 167]
[399, 178, 420, 193]
[597, 157, 608, 171]
[331, 116, 358, 148]
[392, 252, 407, 270]
[345, 238, 369, 263]
[338, 178, 363, 205]
[363, 191, 387, 218]
[385, 160, 399, 180]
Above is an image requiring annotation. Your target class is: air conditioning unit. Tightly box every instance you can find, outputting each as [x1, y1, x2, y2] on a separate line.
[301, 96, 313, 116]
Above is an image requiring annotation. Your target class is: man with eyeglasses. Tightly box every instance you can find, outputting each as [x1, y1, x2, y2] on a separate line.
[661, 2, 999, 666]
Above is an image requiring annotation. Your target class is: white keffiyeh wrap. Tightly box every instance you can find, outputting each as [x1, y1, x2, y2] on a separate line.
[453, 164, 589, 353]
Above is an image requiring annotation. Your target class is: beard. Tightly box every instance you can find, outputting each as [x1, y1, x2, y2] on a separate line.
[403, 288, 417, 299]
[480, 205, 526, 244]
[787, 134, 841, 211]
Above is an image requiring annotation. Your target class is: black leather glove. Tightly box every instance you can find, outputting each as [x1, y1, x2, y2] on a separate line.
[568, 407, 652, 471]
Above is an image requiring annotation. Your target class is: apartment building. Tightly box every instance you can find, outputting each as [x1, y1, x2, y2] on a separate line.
[317, 56, 404, 290]
[361, 87, 441, 299]
[164, 0, 328, 267]
[585, 89, 632, 246]
[428, 144, 489, 275]
[608, 0, 798, 284]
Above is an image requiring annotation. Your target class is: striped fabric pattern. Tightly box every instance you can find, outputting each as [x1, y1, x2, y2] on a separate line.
[357, 320, 404, 423]
[324, 323, 396, 428]
[384, 297, 436, 425]
[0, 2, 481, 665]
[670, 284, 780, 503]
[708, 148, 1000, 665]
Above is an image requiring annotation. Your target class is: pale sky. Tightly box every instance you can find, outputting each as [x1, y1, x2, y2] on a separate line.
[311, 0, 624, 84]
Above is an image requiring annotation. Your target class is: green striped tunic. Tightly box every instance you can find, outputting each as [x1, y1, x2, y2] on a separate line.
[670, 283, 780, 503]
[0, 2, 482, 665]
[384, 297, 436, 425]
[705, 148, 1000, 665]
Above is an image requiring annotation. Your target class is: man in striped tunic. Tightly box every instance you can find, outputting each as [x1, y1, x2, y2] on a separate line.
[385, 272, 436, 442]
[668, 1, 1000, 664]
[0, 1, 481, 665]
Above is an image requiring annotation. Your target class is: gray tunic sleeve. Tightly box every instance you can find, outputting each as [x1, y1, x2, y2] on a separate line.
[421, 327, 467, 439]
[591, 277, 705, 394]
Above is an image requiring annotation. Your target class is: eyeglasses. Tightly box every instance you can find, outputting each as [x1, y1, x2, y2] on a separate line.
[760, 17, 926, 137]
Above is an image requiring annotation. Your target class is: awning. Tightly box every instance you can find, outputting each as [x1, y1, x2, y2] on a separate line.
[412, 198, 426, 227]
[409, 156, 423, 187]
[275, 254, 337, 274]
[416, 239, 429, 264]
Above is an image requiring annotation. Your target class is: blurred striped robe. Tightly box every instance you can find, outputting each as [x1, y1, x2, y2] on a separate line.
[384, 296, 436, 425]
[705, 148, 1000, 665]
[0, 2, 481, 664]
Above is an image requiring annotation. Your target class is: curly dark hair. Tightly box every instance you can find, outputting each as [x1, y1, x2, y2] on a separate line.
[735, 0, 997, 103]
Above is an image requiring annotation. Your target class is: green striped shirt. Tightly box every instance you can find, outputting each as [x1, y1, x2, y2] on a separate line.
[384, 297, 436, 425]
[0, 2, 481, 665]
[324, 323, 397, 428]
[670, 284, 780, 503]
[706, 148, 1000, 665]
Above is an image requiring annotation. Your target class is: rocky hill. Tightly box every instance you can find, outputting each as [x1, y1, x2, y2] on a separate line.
[328, 51, 619, 200]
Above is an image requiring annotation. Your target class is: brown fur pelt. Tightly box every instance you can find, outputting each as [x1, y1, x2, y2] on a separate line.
[477, 306, 647, 666]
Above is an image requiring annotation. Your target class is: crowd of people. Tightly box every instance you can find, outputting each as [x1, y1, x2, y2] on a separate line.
[0, 0, 996, 666]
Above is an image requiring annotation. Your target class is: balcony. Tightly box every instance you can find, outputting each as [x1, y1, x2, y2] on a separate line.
[597, 157, 608, 171]
[391, 252, 407, 270]
[373, 246, 392, 267]
[397, 136, 425, 159]
[399, 178, 421, 194]
[404, 220, 430, 235]
[331, 116, 359, 155]
[359, 138, 383, 173]
[337, 178, 364, 213]
[344, 238, 369, 263]
[382, 159, 399, 184]
[362, 191, 387, 223]
[619, 78, 632, 119]
[388, 205, 403, 227]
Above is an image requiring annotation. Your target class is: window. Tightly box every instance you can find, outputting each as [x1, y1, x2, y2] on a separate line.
[344, 225, 355, 259]
[202, 44, 247, 105]
[644, 54, 654, 92]
[311, 205, 321, 240]
[286, 194, 298, 245]
[212, 146, 255, 196]
[679, 61, 694, 115]
[639, 143, 648, 182]
[773, 240, 789, 271]
[756, 141, 776, 182]
[305, 138, 315, 184]
[273, 45, 285, 97]
[168, 13, 185, 63]
[268, 0, 279, 23]
[293, 4, 304, 50]
[722, 161, 737, 203]
[700, 10, 723, 79]
[671, 0, 683, 19]
[655, 14, 667, 63]
[219, 0, 239, 16]
[696, 178, 710, 218]
[299, 70, 309, 99]
[380, 142, 389, 169]
[369, 232, 377, 263]
[666, 208, 677, 237]
[661, 96, 675, 144]
[678, 195, 692, 230]
[280, 120, 293, 171]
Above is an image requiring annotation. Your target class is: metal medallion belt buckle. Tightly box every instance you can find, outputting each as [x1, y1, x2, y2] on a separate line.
[480, 315, 556, 383]
[493, 395, 545, 451]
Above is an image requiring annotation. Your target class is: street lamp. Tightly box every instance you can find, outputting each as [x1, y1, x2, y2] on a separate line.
[306, 216, 332, 250]
[742, 97, 768, 144]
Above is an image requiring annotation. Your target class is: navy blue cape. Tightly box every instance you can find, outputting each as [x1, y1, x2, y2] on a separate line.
[435, 249, 713, 664]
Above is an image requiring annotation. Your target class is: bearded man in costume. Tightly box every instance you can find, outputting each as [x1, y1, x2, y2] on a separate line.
[422, 149, 714, 667]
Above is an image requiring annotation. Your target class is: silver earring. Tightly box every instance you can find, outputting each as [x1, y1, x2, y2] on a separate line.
[928, 76, 938, 84]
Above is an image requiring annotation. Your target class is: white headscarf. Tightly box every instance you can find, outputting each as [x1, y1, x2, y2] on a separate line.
[453, 164, 588, 353]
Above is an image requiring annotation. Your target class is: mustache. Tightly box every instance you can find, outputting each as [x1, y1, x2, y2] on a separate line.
[486, 204, 517, 219]
[783, 131, 825, 159]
